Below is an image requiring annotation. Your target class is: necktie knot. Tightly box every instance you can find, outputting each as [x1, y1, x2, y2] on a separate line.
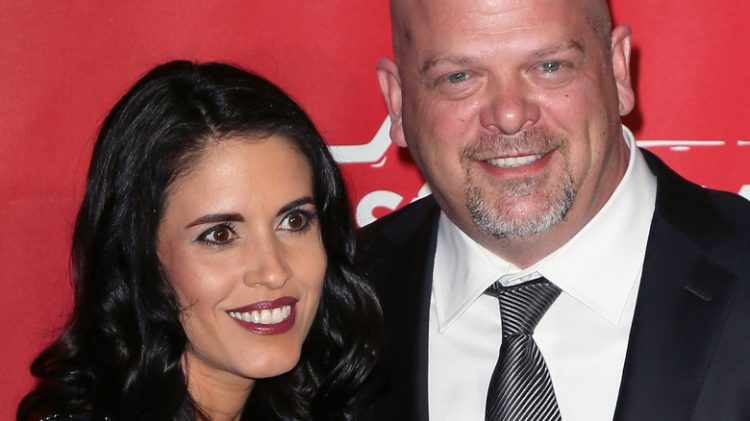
[486, 278, 561, 338]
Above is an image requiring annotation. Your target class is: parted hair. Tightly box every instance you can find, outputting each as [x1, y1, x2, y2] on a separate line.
[17, 60, 381, 421]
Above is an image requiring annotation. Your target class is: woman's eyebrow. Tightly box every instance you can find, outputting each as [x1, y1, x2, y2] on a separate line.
[277, 197, 316, 217]
[185, 213, 245, 228]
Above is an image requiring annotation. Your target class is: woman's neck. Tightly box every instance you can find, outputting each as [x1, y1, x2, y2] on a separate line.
[182, 353, 254, 421]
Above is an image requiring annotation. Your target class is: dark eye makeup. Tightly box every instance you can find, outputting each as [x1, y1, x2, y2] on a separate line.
[196, 222, 238, 246]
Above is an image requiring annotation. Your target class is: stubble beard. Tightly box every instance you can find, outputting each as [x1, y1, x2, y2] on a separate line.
[462, 129, 577, 240]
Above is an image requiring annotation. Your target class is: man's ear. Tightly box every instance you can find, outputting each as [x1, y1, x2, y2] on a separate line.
[611, 25, 635, 116]
[376, 57, 407, 147]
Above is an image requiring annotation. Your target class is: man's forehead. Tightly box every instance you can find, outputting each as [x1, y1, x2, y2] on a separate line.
[390, 0, 610, 55]
[391, 0, 609, 26]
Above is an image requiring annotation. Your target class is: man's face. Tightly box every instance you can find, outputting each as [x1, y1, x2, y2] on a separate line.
[378, 0, 634, 265]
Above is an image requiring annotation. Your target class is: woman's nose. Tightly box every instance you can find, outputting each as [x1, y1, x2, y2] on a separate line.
[242, 236, 292, 289]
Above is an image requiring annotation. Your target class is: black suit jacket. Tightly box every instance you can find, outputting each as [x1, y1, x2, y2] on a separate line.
[358, 150, 750, 420]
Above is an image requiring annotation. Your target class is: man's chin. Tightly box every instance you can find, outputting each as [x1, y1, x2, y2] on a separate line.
[469, 194, 574, 240]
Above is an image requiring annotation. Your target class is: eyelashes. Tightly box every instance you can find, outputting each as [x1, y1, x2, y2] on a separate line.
[196, 222, 238, 246]
[277, 208, 317, 234]
[194, 208, 318, 247]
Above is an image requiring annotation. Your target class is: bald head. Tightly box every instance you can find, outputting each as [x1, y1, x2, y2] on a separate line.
[389, 0, 613, 60]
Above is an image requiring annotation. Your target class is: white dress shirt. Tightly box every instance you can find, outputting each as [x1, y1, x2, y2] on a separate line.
[428, 126, 658, 420]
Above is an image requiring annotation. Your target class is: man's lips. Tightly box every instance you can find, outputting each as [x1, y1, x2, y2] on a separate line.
[228, 296, 297, 326]
[485, 152, 545, 168]
[478, 150, 554, 174]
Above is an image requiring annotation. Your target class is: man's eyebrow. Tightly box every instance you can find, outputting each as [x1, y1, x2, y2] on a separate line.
[419, 55, 478, 79]
[532, 40, 585, 57]
[418, 41, 585, 79]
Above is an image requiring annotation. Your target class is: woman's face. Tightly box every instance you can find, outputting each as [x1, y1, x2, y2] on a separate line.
[157, 135, 326, 390]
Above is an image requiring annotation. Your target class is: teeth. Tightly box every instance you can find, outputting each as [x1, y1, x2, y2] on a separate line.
[229, 305, 293, 325]
[486, 153, 543, 168]
[272, 308, 282, 322]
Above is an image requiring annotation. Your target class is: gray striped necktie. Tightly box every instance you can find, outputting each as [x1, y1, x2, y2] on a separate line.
[485, 278, 562, 421]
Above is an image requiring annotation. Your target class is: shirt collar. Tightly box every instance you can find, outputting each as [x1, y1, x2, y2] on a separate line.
[432, 125, 657, 331]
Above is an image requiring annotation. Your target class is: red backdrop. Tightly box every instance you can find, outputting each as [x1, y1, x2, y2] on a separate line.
[1, 1, 748, 417]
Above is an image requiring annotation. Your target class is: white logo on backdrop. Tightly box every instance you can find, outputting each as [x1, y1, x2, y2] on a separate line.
[331, 118, 750, 226]
[329, 119, 392, 166]
[636, 140, 725, 151]
[329, 119, 431, 226]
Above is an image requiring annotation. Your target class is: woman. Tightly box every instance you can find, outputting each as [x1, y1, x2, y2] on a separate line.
[17, 61, 381, 421]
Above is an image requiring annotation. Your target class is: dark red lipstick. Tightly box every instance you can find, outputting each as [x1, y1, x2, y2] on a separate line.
[227, 296, 298, 335]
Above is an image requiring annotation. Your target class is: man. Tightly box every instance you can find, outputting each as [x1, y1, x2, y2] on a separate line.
[358, 0, 750, 419]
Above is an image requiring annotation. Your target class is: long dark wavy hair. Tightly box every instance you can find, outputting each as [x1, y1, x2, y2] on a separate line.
[17, 60, 381, 421]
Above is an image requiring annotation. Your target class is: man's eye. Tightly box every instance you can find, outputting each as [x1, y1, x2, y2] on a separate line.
[278, 210, 315, 233]
[541, 61, 562, 72]
[447, 72, 469, 84]
[197, 223, 237, 245]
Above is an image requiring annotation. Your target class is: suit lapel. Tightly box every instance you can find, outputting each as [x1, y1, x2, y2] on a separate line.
[367, 197, 440, 420]
[613, 213, 736, 420]
[613, 151, 739, 420]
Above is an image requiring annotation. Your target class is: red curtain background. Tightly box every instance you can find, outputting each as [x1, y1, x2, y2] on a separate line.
[1, 1, 748, 417]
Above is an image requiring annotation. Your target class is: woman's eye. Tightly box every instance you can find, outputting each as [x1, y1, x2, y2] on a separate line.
[279, 210, 314, 232]
[197, 224, 237, 245]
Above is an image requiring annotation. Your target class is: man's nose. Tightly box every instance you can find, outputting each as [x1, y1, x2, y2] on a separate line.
[479, 77, 540, 135]
[242, 235, 292, 289]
